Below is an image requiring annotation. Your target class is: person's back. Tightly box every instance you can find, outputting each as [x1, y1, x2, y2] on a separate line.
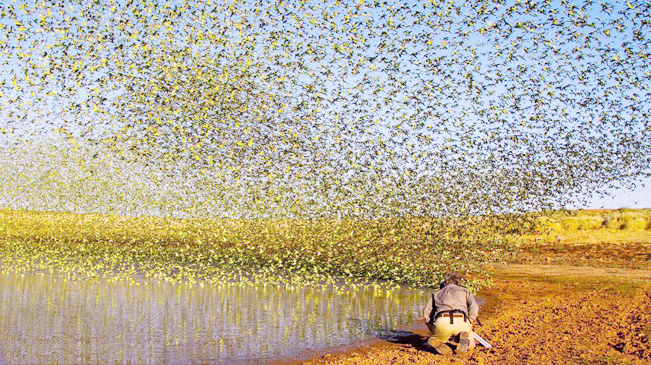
[423, 272, 479, 355]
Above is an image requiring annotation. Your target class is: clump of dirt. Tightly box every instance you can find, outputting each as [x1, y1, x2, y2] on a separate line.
[302, 279, 651, 365]
[611, 290, 651, 361]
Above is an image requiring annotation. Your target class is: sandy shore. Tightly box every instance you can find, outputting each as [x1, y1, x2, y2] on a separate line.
[295, 264, 651, 364]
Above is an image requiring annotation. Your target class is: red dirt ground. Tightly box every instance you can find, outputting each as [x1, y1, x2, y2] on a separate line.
[300, 269, 651, 365]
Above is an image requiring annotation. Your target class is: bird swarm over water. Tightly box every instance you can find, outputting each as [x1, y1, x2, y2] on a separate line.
[0, 0, 649, 288]
[0, 209, 512, 290]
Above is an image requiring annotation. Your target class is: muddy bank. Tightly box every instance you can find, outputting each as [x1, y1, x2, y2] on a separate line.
[300, 268, 651, 364]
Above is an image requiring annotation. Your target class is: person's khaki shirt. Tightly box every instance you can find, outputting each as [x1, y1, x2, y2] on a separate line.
[422, 284, 480, 323]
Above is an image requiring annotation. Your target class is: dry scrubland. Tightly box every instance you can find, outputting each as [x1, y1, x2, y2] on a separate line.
[547, 209, 651, 231]
[510, 209, 651, 269]
[303, 209, 651, 364]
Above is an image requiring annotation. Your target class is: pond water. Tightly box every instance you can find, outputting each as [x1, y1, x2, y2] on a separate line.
[0, 272, 433, 364]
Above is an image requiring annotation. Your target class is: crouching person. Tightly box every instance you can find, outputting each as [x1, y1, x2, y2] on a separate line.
[423, 272, 479, 355]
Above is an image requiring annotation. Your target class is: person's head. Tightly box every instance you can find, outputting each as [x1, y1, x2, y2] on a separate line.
[444, 272, 463, 287]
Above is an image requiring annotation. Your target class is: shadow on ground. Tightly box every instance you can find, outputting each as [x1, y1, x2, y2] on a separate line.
[376, 330, 435, 354]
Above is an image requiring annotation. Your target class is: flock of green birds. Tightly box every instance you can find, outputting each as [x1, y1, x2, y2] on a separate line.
[0, 0, 649, 290]
[0, 209, 505, 291]
[2, 0, 649, 221]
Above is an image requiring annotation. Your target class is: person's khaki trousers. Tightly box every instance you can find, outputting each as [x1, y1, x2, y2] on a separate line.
[428, 316, 475, 348]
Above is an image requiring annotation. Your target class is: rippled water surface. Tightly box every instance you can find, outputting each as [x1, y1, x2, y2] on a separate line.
[0, 272, 432, 364]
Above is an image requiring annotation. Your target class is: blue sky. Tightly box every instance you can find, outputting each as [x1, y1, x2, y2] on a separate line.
[1, 0, 649, 218]
[583, 176, 651, 209]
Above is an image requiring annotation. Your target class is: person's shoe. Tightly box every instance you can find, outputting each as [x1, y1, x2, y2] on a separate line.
[427, 336, 453, 355]
[456, 331, 472, 356]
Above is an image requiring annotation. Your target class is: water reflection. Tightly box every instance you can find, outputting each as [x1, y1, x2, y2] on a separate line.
[0, 272, 432, 364]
